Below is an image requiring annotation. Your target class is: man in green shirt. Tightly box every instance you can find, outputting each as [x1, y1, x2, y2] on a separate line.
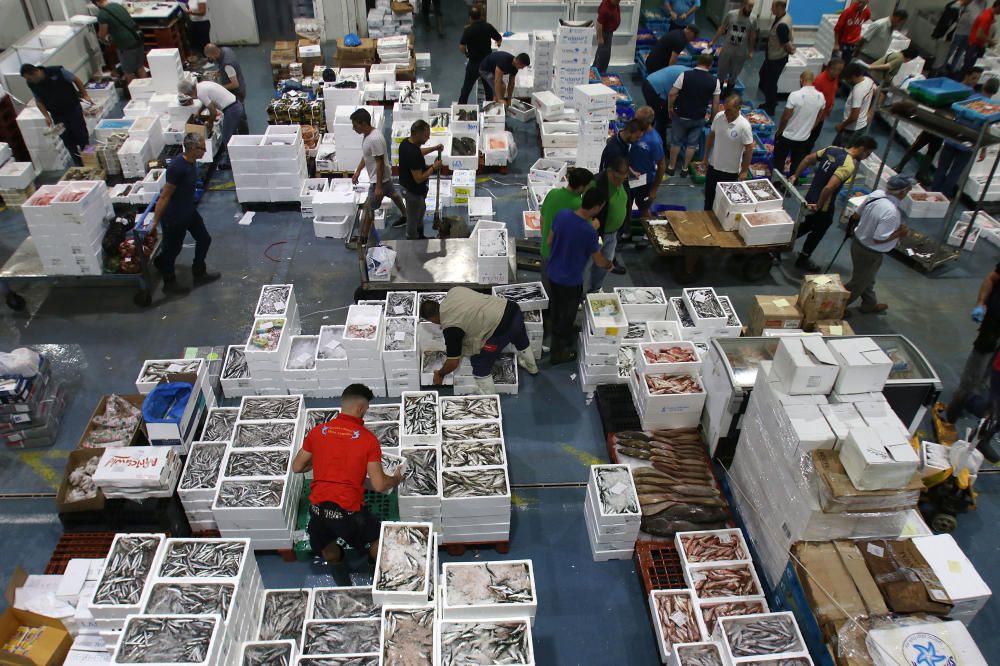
[92, 0, 147, 84]
[585, 156, 630, 292]
[539, 167, 595, 263]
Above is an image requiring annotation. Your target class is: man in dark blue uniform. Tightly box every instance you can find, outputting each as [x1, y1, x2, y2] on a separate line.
[788, 136, 877, 272]
[149, 133, 221, 295]
[20, 64, 92, 165]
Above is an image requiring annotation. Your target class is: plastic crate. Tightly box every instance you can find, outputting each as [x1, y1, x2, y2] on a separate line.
[733, 79, 746, 96]
[689, 162, 707, 183]
[752, 133, 774, 161]
[589, 67, 601, 83]
[951, 94, 1000, 125]
[611, 85, 633, 108]
[635, 540, 687, 594]
[44, 532, 118, 574]
[907, 77, 973, 107]
[838, 184, 871, 205]
[637, 29, 657, 46]
[742, 108, 774, 136]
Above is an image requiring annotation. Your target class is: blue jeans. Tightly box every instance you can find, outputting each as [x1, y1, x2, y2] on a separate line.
[671, 117, 704, 150]
[947, 33, 971, 74]
[584, 233, 618, 293]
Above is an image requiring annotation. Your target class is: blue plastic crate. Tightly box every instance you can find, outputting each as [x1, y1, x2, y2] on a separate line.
[652, 204, 687, 215]
[838, 184, 871, 204]
[951, 95, 1000, 125]
[637, 28, 657, 46]
[676, 55, 695, 67]
[742, 108, 775, 136]
[611, 86, 633, 108]
[907, 77, 974, 107]
[616, 106, 636, 122]
[751, 133, 774, 162]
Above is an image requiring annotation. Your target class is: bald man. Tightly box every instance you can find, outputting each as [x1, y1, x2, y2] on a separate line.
[771, 70, 825, 175]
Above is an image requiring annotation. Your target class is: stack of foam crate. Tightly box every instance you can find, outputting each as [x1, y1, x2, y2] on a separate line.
[383, 291, 420, 396]
[579, 292, 627, 393]
[16, 105, 73, 172]
[21, 181, 110, 276]
[585, 464, 640, 561]
[492, 282, 547, 361]
[343, 303, 388, 397]
[245, 285, 301, 394]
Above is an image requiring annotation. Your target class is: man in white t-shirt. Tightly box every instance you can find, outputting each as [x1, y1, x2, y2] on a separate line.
[351, 108, 407, 243]
[701, 94, 755, 210]
[178, 77, 244, 170]
[835, 62, 877, 147]
[772, 71, 825, 175]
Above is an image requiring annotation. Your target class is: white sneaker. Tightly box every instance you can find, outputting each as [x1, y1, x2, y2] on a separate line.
[516, 348, 539, 375]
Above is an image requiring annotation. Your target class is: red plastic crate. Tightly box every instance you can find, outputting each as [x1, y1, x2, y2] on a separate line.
[635, 540, 686, 594]
[44, 532, 117, 574]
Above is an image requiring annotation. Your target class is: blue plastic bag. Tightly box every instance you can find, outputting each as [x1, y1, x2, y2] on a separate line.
[344, 33, 361, 47]
[142, 382, 193, 425]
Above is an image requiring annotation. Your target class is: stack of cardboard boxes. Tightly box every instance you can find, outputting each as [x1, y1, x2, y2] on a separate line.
[334, 36, 378, 71]
[553, 22, 594, 100]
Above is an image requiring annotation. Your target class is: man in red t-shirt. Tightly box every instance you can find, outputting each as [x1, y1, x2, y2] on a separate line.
[966, 1, 1000, 72]
[834, 0, 871, 62]
[292, 383, 402, 584]
[593, 0, 621, 73]
[805, 58, 844, 152]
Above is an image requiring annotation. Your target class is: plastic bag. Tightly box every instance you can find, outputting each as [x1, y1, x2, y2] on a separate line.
[344, 33, 361, 47]
[504, 130, 518, 162]
[141, 382, 192, 424]
[0, 348, 41, 377]
[949, 438, 984, 488]
[367, 246, 397, 281]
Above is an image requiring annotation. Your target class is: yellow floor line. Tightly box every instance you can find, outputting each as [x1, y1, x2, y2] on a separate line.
[560, 444, 603, 467]
[16, 450, 67, 490]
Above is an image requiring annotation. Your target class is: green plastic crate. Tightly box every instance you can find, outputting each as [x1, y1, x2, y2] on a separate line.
[295, 486, 400, 559]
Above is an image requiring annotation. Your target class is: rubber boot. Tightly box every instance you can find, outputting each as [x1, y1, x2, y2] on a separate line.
[328, 560, 352, 586]
[516, 348, 538, 375]
[473, 374, 497, 395]
[436, 15, 445, 37]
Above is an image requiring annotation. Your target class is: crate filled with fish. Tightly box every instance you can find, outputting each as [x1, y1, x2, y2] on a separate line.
[212, 475, 301, 548]
[616, 346, 638, 386]
[441, 439, 506, 469]
[379, 604, 435, 666]
[450, 104, 480, 135]
[398, 449, 441, 523]
[366, 403, 401, 423]
[441, 561, 537, 622]
[140, 578, 253, 642]
[489, 353, 518, 396]
[628, 371, 707, 430]
[670, 641, 725, 666]
[300, 619, 381, 657]
[222, 448, 293, 480]
[257, 589, 311, 645]
[716, 296, 743, 338]
[647, 320, 682, 343]
[440, 467, 511, 541]
[586, 292, 628, 338]
[648, 590, 707, 662]
[232, 421, 301, 449]
[178, 444, 226, 530]
[441, 420, 503, 443]
[712, 181, 756, 232]
[439, 395, 502, 423]
[623, 321, 650, 345]
[284, 336, 320, 393]
[372, 522, 434, 605]
[685, 561, 764, 601]
[202, 407, 239, 443]
[437, 617, 534, 666]
[476, 228, 509, 285]
[614, 287, 668, 322]
[245, 317, 294, 372]
[419, 351, 453, 387]
[715, 612, 808, 662]
[637, 342, 702, 374]
[697, 597, 770, 635]
[376, 448, 405, 480]
[221, 346, 254, 397]
[240, 640, 298, 666]
[89, 533, 165, 622]
[369, 420, 401, 449]
[385, 290, 417, 317]
[255, 284, 297, 319]
[681, 288, 727, 331]
[238, 394, 304, 425]
[303, 408, 341, 435]
[156, 538, 256, 584]
[584, 465, 640, 560]
[343, 304, 385, 353]
[667, 299, 702, 342]
[744, 178, 783, 212]
[316, 325, 349, 373]
[401, 391, 441, 446]
[111, 614, 224, 666]
[309, 587, 379, 621]
[135, 358, 207, 394]
[675, 529, 751, 569]
[739, 210, 795, 247]
[491, 282, 549, 312]
[382, 317, 417, 364]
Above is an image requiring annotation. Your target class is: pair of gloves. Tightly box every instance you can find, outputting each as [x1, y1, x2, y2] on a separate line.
[973, 305, 987, 323]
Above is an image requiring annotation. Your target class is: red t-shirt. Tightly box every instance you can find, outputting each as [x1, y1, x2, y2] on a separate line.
[834, 2, 871, 46]
[814, 70, 839, 120]
[597, 0, 621, 33]
[970, 7, 996, 47]
[303, 413, 381, 512]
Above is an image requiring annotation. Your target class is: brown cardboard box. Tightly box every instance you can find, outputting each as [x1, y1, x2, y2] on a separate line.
[391, 1, 414, 13]
[56, 448, 106, 513]
[812, 450, 921, 513]
[793, 541, 887, 637]
[395, 55, 417, 82]
[748, 294, 803, 335]
[275, 40, 298, 52]
[77, 394, 146, 450]
[858, 539, 952, 615]
[814, 319, 855, 336]
[335, 37, 377, 62]
[0, 569, 72, 665]
[799, 274, 851, 326]
[185, 115, 208, 139]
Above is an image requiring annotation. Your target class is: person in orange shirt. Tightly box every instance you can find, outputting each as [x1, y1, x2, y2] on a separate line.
[805, 58, 843, 153]
[834, 0, 871, 62]
[965, 0, 1000, 72]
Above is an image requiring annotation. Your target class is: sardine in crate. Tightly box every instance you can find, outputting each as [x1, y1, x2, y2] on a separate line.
[435, 616, 535, 666]
[178, 442, 229, 507]
[135, 358, 208, 394]
[715, 611, 809, 663]
[372, 521, 434, 606]
[381, 604, 439, 665]
[713, 181, 756, 231]
[400, 391, 441, 446]
[696, 597, 770, 635]
[682, 288, 728, 331]
[438, 395, 503, 423]
[221, 346, 254, 394]
[111, 614, 224, 666]
[492, 282, 549, 312]
[212, 476, 296, 528]
[139, 576, 254, 638]
[440, 560, 538, 622]
[89, 533, 166, 621]
[669, 642, 725, 666]
[238, 395, 304, 424]
[239, 640, 298, 666]
[155, 538, 256, 583]
[648, 589, 708, 663]
[439, 464, 511, 518]
[256, 588, 312, 643]
[675, 529, 752, 570]
[300, 618, 381, 656]
[635, 341, 703, 375]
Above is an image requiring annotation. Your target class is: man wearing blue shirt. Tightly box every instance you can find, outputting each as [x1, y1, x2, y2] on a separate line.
[547, 189, 614, 364]
[666, 0, 700, 30]
[628, 107, 666, 223]
[642, 64, 689, 141]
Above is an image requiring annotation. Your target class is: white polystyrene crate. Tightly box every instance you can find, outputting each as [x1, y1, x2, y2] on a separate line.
[647, 320, 683, 343]
[435, 616, 534, 666]
[441, 560, 537, 621]
[682, 288, 727, 330]
[716, 612, 808, 663]
[648, 589, 707, 663]
[585, 293, 627, 338]
[372, 522, 434, 606]
[586, 464, 641, 526]
[674, 529, 752, 570]
[239, 639, 297, 666]
[212, 476, 294, 525]
[155, 538, 253, 581]
[439, 465, 510, 517]
[111, 614, 223, 666]
[89, 534, 165, 620]
[400, 391, 441, 446]
[635, 341, 702, 375]
[684, 561, 764, 601]
[696, 597, 770, 635]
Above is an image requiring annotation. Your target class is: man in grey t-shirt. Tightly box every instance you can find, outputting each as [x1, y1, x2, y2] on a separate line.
[351, 108, 407, 242]
[710, 0, 758, 97]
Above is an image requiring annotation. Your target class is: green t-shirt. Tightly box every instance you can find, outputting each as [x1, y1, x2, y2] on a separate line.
[604, 183, 627, 234]
[98, 4, 142, 50]
[539, 187, 582, 258]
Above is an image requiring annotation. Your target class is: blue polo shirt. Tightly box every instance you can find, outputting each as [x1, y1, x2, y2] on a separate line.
[548, 209, 599, 286]
[647, 64, 688, 99]
[667, 0, 700, 26]
[630, 128, 665, 181]
[162, 155, 199, 225]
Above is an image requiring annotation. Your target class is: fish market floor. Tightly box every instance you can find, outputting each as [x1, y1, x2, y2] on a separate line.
[1, 16, 1000, 663]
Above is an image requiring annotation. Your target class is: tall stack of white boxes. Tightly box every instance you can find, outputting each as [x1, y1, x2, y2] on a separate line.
[22, 181, 111, 276]
[532, 31, 555, 93]
[579, 291, 627, 393]
[229, 126, 307, 203]
[17, 106, 73, 172]
[573, 83, 616, 173]
[585, 464, 641, 561]
[344, 303, 388, 397]
[146, 48, 185, 93]
[383, 291, 420, 397]
[553, 22, 594, 100]
[284, 335, 320, 396]
[245, 285, 302, 394]
[334, 105, 385, 171]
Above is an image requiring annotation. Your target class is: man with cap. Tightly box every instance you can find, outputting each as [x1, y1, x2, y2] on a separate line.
[420, 287, 539, 393]
[844, 174, 913, 316]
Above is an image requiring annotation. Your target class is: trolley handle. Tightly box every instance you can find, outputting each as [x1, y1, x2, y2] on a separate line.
[134, 192, 160, 238]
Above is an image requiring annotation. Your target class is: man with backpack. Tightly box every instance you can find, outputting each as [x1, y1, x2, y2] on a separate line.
[92, 0, 147, 84]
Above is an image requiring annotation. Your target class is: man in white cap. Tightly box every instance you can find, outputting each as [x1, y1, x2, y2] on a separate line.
[844, 174, 913, 316]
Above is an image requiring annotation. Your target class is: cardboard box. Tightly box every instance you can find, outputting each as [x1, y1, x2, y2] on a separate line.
[798, 274, 850, 326]
[858, 539, 953, 615]
[335, 37, 377, 61]
[912, 534, 992, 624]
[77, 394, 146, 450]
[812, 449, 921, 513]
[0, 568, 72, 665]
[56, 448, 106, 514]
[772, 336, 839, 395]
[793, 541, 888, 636]
[827, 338, 893, 394]
[748, 295, 802, 336]
[814, 319, 854, 336]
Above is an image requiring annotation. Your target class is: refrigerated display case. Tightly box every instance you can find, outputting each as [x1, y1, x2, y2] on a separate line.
[702, 335, 942, 462]
[504, 0, 570, 34]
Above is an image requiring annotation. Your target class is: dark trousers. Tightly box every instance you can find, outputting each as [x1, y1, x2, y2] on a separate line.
[805, 121, 824, 153]
[796, 209, 834, 258]
[704, 165, 740, 210]
[478, 70, 496, 101]
[839, 42, 856, 62]
[470, 308, 530, 376]
[833, 127, 864, 149]
[772, 134, 810, 175]
[548, 280, 583, 356]
[758, 56, 787, 114]
[52, 106, 89, 165]
[188, 21, 211, 56]
[216, 101, 244, 167]
[422, 0, 441, 18]
[155, 210, 211, 280]
[931, 143, 972, 199]
[897, 131, 944, 179]
[641, 80, 669, 145]
[459, 60, 483, 104]
[593, 30, 614, 73]
[964, 44, 985, 75]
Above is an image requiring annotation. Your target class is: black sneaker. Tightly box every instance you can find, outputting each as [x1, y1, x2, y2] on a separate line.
[193, 270, 221, 286]
[794, 254, 820, 272]
[611, 260, 627, 275]
[162, 280, 190, 296]
[392, 216, 407, 228]
[665, 166, 676, 177]
[679, 168, 689, 179]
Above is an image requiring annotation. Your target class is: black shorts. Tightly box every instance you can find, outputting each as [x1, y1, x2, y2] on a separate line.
[308, 502, 381, 554]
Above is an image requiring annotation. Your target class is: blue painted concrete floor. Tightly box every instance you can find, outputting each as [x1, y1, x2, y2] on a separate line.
[1, 9, 1000, 663]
